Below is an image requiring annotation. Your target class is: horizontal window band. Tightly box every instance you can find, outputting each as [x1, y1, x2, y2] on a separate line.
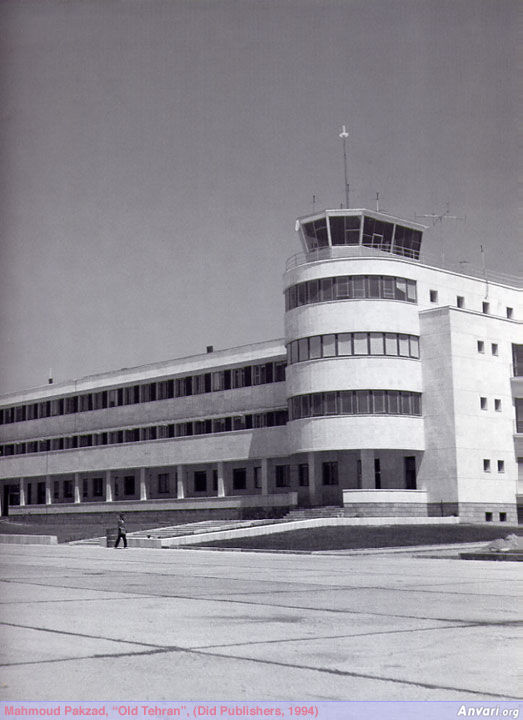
[287, 332, 419, 363]
[0, 409, 289, 458]
[285, 274, 417, 311]
[0, 361, 287, 427]
[288, 391, 421, 419]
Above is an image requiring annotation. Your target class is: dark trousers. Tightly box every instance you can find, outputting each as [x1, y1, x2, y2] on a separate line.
[114, 530, 127, 548]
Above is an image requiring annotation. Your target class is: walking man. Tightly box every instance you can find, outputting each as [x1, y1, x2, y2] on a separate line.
[114, 513, 127, 548]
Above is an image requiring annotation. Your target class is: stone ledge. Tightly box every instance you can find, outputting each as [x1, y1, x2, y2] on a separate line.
[0, 534, 58, 545]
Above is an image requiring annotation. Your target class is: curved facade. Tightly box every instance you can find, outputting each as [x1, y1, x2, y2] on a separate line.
[0, 209, 521, 523]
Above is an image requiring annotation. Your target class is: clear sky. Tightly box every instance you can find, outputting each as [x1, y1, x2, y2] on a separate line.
[0, 0, 520, 395]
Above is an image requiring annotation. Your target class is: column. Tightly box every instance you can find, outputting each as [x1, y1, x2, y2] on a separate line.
[19, 478, 26, 507]
[216, 461, 226, 497]
[139, 468, 148, 501]
[105, 470, 113, 502]
[307, 452, 322, 506]
[260, 458, 269, 496]
[74, 473, 81, 504]
[45, 476, 52, 505]
[176, 465, 186, 499]
[360, 450, 375, 489]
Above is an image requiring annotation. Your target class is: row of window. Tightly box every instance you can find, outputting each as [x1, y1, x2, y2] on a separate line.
[288, 390, 422, 420]
[483, 459, 505, 473]
[287, 332, 420, 364]
[285, 275, 417, 311]
[432, 291, 514, 319]
[0, 408, 288, 457]
[0, 360, 286, 426]
[477, 341, 499, 356]
[480, 397, 502, 411]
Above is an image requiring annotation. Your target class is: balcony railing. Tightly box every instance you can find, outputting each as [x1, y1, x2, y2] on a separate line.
[285, 245, 522, 287]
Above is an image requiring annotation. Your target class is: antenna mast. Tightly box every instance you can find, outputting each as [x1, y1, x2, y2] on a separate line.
[415, 202, 466, 266]
[339, 125, 349, 208]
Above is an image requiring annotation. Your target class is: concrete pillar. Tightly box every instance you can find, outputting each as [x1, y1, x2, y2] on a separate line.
[260, 458, 269, 496]
[217, 461, 226, 497]
[176, 465, 186, 499]
[105, 471, 113, 502]
[360, 450, 375, 489]
[19, 478, 26, 507]
[45, 476, 52, 505]
[139, 468, 148, 501]
[289, 464, 299, 490]
[307, 452, 322, 506]
[74, 473, 81, 504]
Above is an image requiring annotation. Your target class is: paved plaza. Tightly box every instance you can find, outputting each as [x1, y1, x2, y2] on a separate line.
[0, 544, 521, 700]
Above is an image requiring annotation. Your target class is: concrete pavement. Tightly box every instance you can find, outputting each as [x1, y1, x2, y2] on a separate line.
[0, 544, 521, 700]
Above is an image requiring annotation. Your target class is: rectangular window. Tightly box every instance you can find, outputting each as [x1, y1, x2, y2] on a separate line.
[311, 393, 324, 416]
[368, 276, 380, 298]
[480, 397, 487, 410]
[53, 481, 60, 499]
[482, 302, 490, 314]
[385, 333, 398, 356]
[320, 277, 333, 301]
[369, 332, 384, 355]
[298, 338, 309, 362]
[353, 332, 368, 355]
[485, 512, 493, 522]
[355, 390, 370, 414]
[124, 476, 135, 495]
[339, 391, 353, 414]
[483, 459, 490, 472]
[309, 336, 322, 359]
[194, 471, 207, 492]
[158, 473, 169, 493]
[387, 391, 400, 414]
[337, 333, 352, 355]
[497, 460, 504, 473]
[409, 336, 420, 358]
[63, 480, 73, 499]
[429, 290, 438, 303]
[253, 466, 262, 489]
[400, 392, 411, 414]
[506, 307, 513, 319]
[491, 343, 498, 356]
[322, 461, 338, 486]
[322, 334, 336, 357]
[477, 340, 485, 353]
[494, 398, 501, 411]
[513, 344, 523, 376]
[232, 468, 247, 490]
[290, 341, 298, 364]
[93, 478, 103, 497]
[324, 392, 337, 415]
[275, 465, 290, 488]
[374, 458, 381, 489]
[382, 276, 395, 299]
[398, 334, 410, 357]
[457, 296, 465, 308]
[301, 395, 311, 418]
[82, 479, 88, 497]
[394, 278, 407, 301]
[499, 512, 507, 522]
[298, 464, 309, 487]
[372, 390, 386, 414]
[335, 276, 351, 299]
[307, 279, 319, 303]
[406, 279, 416, 302]
[353, 276, 365, 298]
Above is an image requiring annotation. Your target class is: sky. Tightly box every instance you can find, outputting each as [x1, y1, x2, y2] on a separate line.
[0, 0, 520, 395]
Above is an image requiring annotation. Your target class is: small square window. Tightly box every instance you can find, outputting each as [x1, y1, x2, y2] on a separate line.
[429, 290, 438, 303]
[485, 512, 493, 522]
[483, 459, 491, 472]
[494, 398, 501, 411]
[506, 307, 513, 319]
[491, 343, 498, 356]
[480, 397, 487, 410]
[456, 296, 465, 308]
[499, 512, 507, 522]
[477, 340, 484, 353]
[497, 460, 504, 473]
[482, 301, 490, 314]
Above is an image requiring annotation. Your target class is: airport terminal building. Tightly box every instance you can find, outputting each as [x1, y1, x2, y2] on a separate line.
[1, 209, 522, 523]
